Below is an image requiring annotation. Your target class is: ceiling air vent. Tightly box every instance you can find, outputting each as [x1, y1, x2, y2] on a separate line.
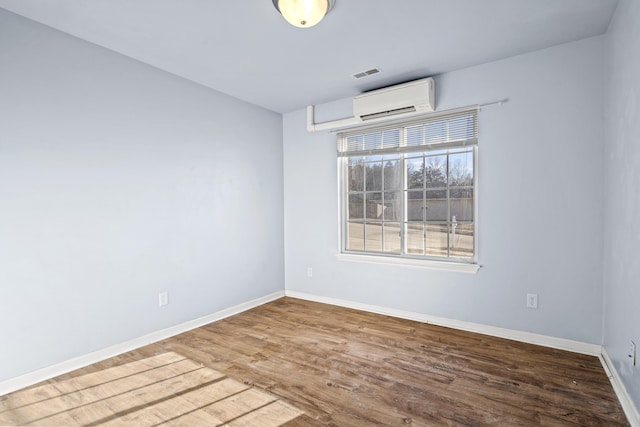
[353, 67, 381, 79]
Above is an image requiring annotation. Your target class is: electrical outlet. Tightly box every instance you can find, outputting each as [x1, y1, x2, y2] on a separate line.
[158, 292, 168, 307]
[630, 341, 636, 366]
[307, 267, 313, 278]
[526, 293, 538, 309]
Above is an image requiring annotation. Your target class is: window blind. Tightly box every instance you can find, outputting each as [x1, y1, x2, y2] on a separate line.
[337, 106, 478, 157]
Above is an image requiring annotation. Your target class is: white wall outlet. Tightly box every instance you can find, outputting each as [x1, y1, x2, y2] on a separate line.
[526, 293, 538, 309]
[629, 341, 636, 366]
[158, 292, 168, 307]
[307, 267, 313, 278]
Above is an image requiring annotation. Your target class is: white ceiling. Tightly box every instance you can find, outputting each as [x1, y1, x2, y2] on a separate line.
[0, 0, 619, 113]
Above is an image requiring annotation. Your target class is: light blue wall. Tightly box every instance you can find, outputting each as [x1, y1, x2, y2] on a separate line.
[0, 9, 284, 382]
[603, 0, 640, 409]
[284, 36, 605, 344]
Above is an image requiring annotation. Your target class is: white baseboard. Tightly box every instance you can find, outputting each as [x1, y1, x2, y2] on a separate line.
[600, 349, 640, 427]
[0, 290, 284, 397]
[284, 290, 602, 355]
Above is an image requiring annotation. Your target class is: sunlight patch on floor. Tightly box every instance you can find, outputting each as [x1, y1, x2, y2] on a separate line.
[0, 352, 303, 426]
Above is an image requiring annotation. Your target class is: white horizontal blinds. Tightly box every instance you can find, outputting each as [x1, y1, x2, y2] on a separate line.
[337, 106, 478, 157]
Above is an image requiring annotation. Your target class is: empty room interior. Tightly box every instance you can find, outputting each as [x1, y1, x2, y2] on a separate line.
[1, 0, 639, 425]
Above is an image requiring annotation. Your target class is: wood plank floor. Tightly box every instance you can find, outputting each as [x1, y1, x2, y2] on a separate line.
[0, 352, 302, 426]
[0, 297, 629, 426]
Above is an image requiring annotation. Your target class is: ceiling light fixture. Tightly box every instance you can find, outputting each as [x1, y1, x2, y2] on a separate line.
[272, 0, 336, 28]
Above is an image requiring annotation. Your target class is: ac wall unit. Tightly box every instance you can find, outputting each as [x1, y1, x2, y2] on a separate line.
[353, 77, 435, 121]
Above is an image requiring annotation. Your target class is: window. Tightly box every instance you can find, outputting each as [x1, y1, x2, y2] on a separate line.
[338, 107, 478, 264]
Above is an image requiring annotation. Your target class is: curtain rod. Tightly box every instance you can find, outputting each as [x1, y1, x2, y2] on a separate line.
[479, 98, 509, 110]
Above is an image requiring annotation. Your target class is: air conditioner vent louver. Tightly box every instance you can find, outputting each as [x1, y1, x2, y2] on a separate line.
[353, 77, 435, 120]
[360, 106, 416, 121]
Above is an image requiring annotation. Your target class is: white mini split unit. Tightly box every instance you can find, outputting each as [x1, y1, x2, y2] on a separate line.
[353, 77, 435, 121]
[307, 77, 435, 132]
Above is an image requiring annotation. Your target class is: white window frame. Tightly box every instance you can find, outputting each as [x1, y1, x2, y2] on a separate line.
[336, 106, 479, 273]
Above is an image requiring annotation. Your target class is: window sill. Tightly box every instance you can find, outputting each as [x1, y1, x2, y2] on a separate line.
[336, 253, 480, 274]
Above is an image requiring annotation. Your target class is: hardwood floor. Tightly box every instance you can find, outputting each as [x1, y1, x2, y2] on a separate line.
[0, 352, 303, 426]
[0, 297, 629, 426]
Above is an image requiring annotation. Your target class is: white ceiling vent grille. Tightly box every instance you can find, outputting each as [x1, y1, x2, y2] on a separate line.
[353, 67, 382, 79]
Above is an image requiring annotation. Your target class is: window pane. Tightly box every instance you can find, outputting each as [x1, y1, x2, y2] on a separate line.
[366, 192, 383, 219]
[348, 158, 365, 191]
[348, 194, 364, 220]
[406, 125, 423, 147]
[405, 223, 425, 255]
[383, 192, 400, 221]
[425, 155, 447, 188]
[449, 151, 473, 187]
[447, 115, 476, 141]
[426, 223, 448, 256]
[406, 190, 424, 221]
[382, 129, 401, 149]
[426, 190, 447, 221]
[347, 222, 364, 251]
[346, 135, 364, 152]
[364, 132, 383, 150]
[450, 189, 473, 222]
[383, 222, 401, 253]
[365, 222, 383, 252]
[450, 222, 474, 258]
[425, 121, 447, 144]
[366, 161, 382, 191]
[406, 157, 424, 189]
[383, 159, 401, 190]
[450, 188, 473, 198]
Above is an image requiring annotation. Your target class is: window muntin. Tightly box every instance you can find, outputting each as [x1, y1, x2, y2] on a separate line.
[338, 107, 478, 264]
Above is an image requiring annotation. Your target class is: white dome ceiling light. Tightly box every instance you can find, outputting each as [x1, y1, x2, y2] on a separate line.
[272, 0, 336, 28]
